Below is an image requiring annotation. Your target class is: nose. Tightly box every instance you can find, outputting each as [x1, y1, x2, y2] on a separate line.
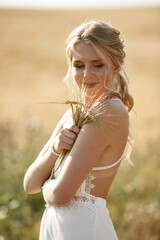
[83, 65, 93, 80]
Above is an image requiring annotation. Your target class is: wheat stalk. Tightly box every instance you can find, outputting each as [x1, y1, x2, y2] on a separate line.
[40, 99, 99, 188]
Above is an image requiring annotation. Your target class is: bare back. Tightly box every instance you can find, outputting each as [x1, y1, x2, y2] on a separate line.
[54, 98, 129, 201]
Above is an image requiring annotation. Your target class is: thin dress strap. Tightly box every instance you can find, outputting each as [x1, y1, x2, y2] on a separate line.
[92, 155, 123, 171]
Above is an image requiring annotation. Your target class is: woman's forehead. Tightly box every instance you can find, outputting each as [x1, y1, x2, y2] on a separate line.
[72, 41, 111, 63]
[73, 42, 100, 59]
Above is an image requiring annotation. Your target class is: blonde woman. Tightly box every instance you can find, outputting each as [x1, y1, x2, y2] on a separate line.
[23, 21, 133, 240]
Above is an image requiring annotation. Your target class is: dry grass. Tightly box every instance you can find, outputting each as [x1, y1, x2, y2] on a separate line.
[0, 8, 159, 177]
[0, 8, 160, 149]
[0, 8, 160, 239]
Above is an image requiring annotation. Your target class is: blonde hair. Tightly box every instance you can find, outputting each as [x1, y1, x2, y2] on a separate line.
[64, 20, 134, 112]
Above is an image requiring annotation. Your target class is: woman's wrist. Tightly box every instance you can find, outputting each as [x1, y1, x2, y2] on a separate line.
[49, 146, 61, 157]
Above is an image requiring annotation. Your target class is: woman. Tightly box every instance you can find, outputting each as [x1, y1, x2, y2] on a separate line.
[23, 21, 134, 239]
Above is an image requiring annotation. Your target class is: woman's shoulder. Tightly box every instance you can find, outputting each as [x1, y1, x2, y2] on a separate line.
[98, 97, 128, 115]
[97, 98, 129, 128]
[60, 108, 72, 122]
[60, 108, 73, 128]
[53, 108, 72, 132]
[106, 98, 128, 115]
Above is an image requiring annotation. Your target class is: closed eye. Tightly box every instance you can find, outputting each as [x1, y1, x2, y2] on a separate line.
[74, 64, 85, 69]
[93, 64, 104, 68]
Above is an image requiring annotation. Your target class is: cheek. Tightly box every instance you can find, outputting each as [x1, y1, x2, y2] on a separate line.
[96, 68, 106, 83]
[104, 69, 115, 87]
[72, 71, 83, 87]
[73, 69, 82, 80]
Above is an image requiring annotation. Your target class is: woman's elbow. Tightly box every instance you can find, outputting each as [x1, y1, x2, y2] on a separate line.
[52, 186, 74, 206]
[23, 176, 41, 194]
[23, 181, 33, 194]
[43, 182, 72, 206]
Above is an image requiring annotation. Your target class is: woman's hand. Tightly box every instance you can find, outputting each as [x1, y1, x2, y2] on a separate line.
[50, 124, 80, 154]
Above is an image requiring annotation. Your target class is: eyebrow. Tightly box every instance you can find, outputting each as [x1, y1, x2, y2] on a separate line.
[73, 59, 103, 63]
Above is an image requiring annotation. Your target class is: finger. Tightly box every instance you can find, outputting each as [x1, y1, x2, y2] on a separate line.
[59, 129, 75, 145]
[61, 136, 74, 146]
[67, 125, 80, 134]
[61, 142, 73, 150]
[53, 137, 73, 153]
[61, 129, 77, 141]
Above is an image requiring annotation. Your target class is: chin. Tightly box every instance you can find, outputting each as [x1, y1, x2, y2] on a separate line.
[83, 90, 98, 98]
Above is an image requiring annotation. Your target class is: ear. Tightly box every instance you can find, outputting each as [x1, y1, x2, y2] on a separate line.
[114, 66, 120, 74]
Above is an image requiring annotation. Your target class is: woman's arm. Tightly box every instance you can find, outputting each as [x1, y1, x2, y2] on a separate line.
[43, 100, 129, 206]
[23, 109, 79, 194]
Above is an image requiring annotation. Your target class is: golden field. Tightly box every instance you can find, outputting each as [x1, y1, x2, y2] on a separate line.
[0, 8, 160, 240]
[0, 8, 160, 147]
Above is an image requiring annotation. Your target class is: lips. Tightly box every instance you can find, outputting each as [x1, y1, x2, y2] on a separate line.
[83, 82, 99, 88]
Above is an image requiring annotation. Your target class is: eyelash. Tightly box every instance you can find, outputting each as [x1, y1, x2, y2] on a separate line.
[74, 65, 84, 68]
[74, 64, 104, 69]
[94, 64, 104, 68]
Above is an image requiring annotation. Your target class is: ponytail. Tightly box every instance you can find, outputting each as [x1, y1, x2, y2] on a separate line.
[115, 73, 134, 112]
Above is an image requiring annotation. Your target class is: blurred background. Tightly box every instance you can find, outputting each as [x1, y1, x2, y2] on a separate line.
[0, 0, 160, 239]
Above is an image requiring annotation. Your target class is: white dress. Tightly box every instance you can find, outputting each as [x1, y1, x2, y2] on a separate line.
[39, 154, 123, 240]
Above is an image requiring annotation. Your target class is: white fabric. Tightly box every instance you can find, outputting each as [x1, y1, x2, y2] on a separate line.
[39, 198, 118, 240]
[92, 155, 123, 170]
[39, 155, 119, 240]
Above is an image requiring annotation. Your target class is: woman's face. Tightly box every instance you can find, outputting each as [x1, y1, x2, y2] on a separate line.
[71, 41, 117, 100]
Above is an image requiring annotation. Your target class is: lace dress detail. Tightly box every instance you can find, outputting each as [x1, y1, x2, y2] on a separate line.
[71, 173, 96, 205]
[54, 150, 124, 208]
[54, 155, 97, 206]
[39, 154, 120, 239]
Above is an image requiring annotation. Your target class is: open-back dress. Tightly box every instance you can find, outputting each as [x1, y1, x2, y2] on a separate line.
[39, 151, 123, 240]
